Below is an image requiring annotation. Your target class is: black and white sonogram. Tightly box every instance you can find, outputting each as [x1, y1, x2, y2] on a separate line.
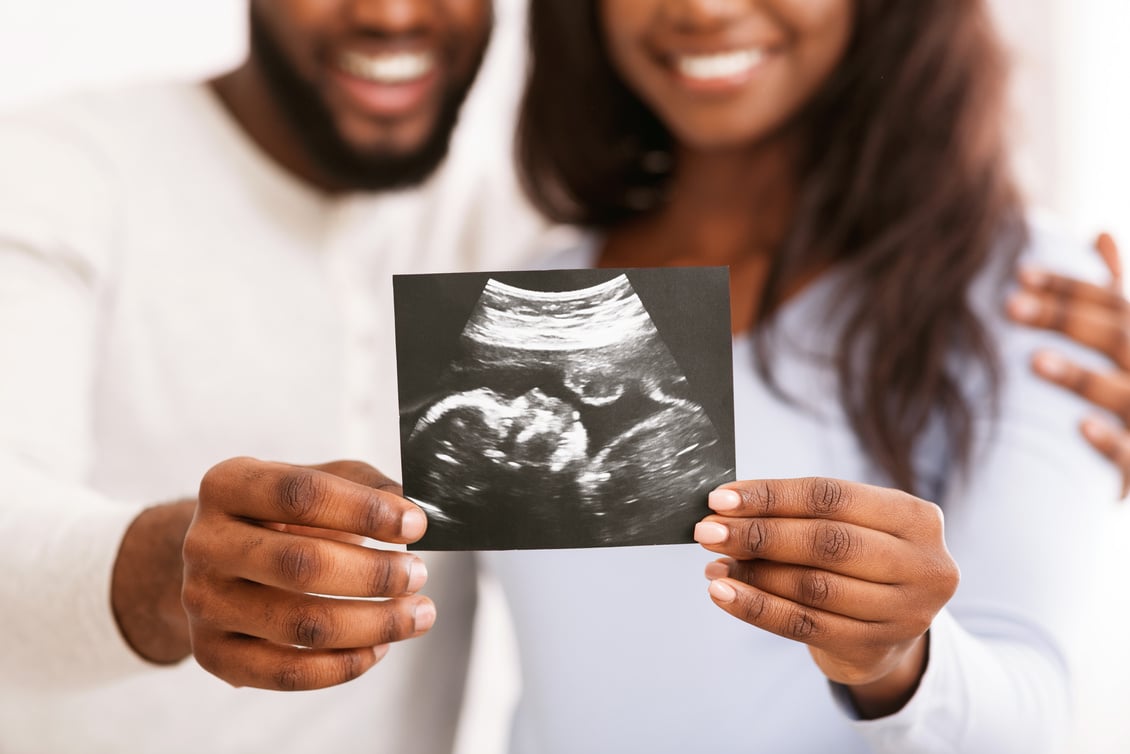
[393, 267, 735, 551]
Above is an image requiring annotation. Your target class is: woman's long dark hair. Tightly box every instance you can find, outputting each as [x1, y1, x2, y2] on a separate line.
[517, 0, 1026, 494]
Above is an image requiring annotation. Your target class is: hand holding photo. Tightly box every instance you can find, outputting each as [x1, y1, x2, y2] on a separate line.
[393, 267, 736, 550]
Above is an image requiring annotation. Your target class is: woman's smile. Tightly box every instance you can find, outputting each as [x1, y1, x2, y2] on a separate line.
[603, 0, 852, 151]
[665, 46, 772, 91]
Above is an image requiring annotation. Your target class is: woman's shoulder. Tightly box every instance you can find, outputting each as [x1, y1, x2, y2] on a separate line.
[969, 211, 1110, 328]
[1020, 211, 1110, 282]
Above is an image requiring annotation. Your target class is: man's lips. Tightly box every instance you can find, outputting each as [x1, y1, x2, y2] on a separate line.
[330, 49, 440, 117]
[337, 49, 436, 83]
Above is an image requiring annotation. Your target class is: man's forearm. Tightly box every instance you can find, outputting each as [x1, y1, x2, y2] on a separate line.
[111, 500, 195, 664]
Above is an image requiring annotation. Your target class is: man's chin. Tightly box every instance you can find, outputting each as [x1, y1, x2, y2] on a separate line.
[248, 7, 477, 194]
[327, 146, 452, 192]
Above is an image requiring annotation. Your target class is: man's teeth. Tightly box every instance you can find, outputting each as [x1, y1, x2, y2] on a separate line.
[675, 48, 765, 80]
[338, 51, 435, 84]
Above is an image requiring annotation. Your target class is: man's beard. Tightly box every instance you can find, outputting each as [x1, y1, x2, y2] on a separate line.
[249, 11, 488, 192]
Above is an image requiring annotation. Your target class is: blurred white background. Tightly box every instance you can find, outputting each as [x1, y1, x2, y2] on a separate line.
[0, 0, 1126, 752]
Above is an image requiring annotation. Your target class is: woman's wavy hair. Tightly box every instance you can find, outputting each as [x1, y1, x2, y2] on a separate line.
[517, 0, 1027, 494]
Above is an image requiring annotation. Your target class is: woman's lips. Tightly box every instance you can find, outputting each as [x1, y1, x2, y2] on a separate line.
[664, 46, 772, 92]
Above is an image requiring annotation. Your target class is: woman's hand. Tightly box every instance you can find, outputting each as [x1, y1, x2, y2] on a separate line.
[1007, 233, 1130, 495]
[694, 477, 959, 718]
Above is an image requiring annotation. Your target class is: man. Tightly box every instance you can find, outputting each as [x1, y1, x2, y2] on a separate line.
[0, 1, 540, 752]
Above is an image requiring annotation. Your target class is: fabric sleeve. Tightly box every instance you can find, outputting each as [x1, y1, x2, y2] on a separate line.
[833, 222, 1120, 752]
[0, 116, 154, 689]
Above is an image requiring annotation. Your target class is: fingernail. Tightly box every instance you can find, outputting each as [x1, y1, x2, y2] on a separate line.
[704, 561, 730, 580]
[1019, 266, 1049, 287]
[413, 601, 436, 633]
[708, 489, 741, 511]
[708, 580, 737, 603]
[1008, 292, 1041, 321]
[372, 644, 391, 661]
[1033, 350, 1069, 379]
[406, 557, 428, 593]
[1082, 417, 1112, 442]
[400, 508, 427, 540]
[694, 522, 729, 545]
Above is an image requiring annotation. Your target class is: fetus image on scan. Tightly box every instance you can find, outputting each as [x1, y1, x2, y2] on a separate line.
[401, 273, 734, 550]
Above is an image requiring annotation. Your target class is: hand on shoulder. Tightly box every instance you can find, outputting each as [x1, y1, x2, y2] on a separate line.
[1007, 232, 1130, 496]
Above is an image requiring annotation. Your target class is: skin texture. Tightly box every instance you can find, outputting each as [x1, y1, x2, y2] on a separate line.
[183, 460, 433, 690]
[113, 460, 435, 689]
[696, 479, 956, 716]
[111, 500, 196, 664]
[110, 0, 493, 685]
[1008, 234, 1130, 496]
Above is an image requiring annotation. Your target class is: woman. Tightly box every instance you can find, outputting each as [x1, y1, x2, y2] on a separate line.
[478, 1, 1119, 751]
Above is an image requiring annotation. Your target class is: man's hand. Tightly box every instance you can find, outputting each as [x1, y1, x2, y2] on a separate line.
[112, 499, 197, 664]
[694, 477, 959, 718]
[1007, 233, 1130, 496]
[181, 458, 434, 691]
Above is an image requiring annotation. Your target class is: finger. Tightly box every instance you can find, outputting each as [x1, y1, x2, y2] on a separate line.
[191, 629, 390, 691]
[1031, 351, 1130, 420]
[267, 523, 367, 546]
[706, 577, 882, 650]
[1008, 293, 1130, 368]
[274, 460, 405, 544]
[694, 516, 909, 583]
[1016, 267, 1126, 311]
[705, 477, 940, 539]
[313, 459, 404, 497]
[184, 578, 436, 650]
[708, 559, 900, 622]
[1096, 233, 1123, 288]
[199, 458, 426, 543]
[1081, 417, 1130, 498]
[290, 459, 403, 544]
[197, 518, 427, 597]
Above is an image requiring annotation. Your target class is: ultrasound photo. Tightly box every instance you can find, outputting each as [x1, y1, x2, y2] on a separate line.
[393, 267, 735, 551]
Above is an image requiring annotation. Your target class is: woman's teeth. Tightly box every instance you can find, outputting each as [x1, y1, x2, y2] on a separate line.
[674, 48, 766, 80]
[337, 51, 436, 84]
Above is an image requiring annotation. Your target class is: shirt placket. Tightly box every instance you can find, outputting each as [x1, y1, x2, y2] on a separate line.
[323, 202, 391, 467]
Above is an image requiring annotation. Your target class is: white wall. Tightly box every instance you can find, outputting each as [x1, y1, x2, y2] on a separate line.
[0, 0, 246, 105]
[992, 0, 1130, 244]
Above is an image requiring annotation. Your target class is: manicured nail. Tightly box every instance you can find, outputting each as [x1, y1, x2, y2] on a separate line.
[708, 489, 741, 511]
[406, 557, 428, 593]
[1008, 292, 1041, 321]
[704, 561, 730, 580]
[1019, 266, 1049, 287]
[1033, 350, 1069, 379]
[1082, 416, 1112, 442]
[708, 580, 737, 603]
[413, 601, 436, 633]
[694, 522, 729, 545]
[400, 508, 427, 540]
